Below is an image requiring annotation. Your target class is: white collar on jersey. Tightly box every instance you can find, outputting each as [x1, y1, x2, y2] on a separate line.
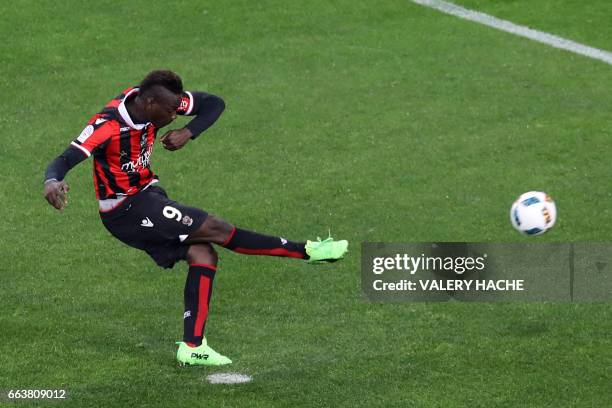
[117, 88, 151, 130]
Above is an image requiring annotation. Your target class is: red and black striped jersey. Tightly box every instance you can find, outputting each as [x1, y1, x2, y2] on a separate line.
[70, 87, 195, 199]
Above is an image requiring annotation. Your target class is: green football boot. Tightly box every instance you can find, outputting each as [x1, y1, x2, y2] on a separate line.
[176, 338, 232, 366]
[305, 236, 349, 263]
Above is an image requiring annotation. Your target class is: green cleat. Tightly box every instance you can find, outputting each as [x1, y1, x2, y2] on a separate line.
[176, 338, 232, 366]
[305, 236, 348, 263]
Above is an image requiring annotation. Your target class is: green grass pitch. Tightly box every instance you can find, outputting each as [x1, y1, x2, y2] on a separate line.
[1, 0, 611, 406]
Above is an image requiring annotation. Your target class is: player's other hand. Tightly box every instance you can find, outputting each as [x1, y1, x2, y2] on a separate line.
[44, 180, 70, 210]
[160, 128, 192, 151]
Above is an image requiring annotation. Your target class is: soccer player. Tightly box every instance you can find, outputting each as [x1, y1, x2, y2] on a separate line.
[43, 70, 348, 366]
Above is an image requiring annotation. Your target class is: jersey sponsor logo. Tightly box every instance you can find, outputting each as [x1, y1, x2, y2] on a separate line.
[120, 126, 131, 132]
[76, 125, 95, 143]
[121, 144, 153, 172]
[140, 217, 154, 228]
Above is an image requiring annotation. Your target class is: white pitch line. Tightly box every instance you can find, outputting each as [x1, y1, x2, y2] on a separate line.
[411, 0, 612, 66]
[207, 373, 252, 384]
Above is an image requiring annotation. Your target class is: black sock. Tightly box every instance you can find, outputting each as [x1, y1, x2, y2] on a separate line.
[183, 264, 216, 346]
[222, 227, 308, 259]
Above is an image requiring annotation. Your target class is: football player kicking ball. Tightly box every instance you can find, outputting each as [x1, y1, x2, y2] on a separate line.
[43, 70, 348, 366]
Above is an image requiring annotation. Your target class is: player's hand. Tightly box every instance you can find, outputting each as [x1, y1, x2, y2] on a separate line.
[160, 128, 192, 151]
[44, 180, 70, 210]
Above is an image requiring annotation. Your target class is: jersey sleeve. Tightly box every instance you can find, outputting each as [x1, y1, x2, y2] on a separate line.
[70, 118, 116, 157]
[177, 91, 196, 116]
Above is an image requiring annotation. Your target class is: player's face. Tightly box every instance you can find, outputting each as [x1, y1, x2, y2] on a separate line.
[145, 93, 180, 128]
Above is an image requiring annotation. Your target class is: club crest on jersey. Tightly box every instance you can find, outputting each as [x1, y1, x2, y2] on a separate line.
[182, 215, 193, 226]
[179, 96, 190, 113]
[140, 133, 148, 150]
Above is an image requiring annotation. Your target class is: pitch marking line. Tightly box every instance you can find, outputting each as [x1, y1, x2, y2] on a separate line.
[411, 0, 612, 65]
[207, 373, 252, 384]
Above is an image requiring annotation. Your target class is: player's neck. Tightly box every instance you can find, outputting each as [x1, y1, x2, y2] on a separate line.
[125, 96, 148, 125]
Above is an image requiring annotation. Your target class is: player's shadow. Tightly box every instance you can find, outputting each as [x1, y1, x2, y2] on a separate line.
[426, 242, 485, 300]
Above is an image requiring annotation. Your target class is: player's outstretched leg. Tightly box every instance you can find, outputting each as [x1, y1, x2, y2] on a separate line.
[176, 243, 231, 366]
[185, 215, 348, 262]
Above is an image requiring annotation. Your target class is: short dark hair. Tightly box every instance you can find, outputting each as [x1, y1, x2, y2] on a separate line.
[139, 70, 183, 96]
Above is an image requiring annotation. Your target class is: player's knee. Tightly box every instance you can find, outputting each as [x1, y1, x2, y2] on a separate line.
[187, 214, 234, 245]
[192, 214, 234, 244]
[186, 243, 218, 266]
[206, 215, 234, 235]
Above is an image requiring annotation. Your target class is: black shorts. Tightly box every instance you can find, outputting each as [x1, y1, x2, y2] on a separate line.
[100, 186, 208, 269]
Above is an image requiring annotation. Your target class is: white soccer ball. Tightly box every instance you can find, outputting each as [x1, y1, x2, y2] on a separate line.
[510, 191, 557, 235]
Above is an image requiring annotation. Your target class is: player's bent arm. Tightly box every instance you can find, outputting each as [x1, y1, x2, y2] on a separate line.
[183, 92, 225, 139]
[43, 146, 87, 210]
[44, 146, 87, 182]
